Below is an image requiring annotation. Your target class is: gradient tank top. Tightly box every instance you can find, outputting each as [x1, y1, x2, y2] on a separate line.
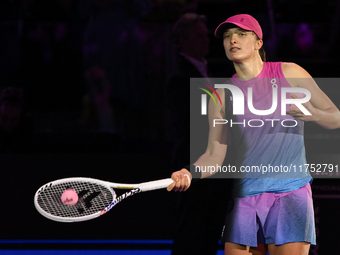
[225, 62, 312, 198]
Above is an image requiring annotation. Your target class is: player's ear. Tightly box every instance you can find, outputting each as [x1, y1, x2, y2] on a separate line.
[255, 39, 263, 50]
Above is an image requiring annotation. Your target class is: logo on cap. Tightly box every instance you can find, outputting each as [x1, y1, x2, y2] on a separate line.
[240, 18, 244, 22]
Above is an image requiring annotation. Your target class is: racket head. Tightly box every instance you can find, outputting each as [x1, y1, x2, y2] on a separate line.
[34, 177, 116, 222]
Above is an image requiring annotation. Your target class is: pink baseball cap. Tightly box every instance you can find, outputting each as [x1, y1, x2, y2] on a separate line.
[214, 14, 263, 39]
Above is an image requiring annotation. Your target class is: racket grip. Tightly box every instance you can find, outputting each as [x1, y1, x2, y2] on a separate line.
[139, 178, 173, 192]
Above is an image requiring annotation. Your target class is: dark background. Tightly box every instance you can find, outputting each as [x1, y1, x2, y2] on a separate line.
[1, 0, 340, 254]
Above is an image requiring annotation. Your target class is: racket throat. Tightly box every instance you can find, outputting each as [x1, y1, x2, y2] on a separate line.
[116, 188, 141, 202]
[100, 188, 141, 216]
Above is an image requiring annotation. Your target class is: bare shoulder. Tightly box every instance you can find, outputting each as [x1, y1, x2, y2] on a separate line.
[216, 88, 225, 99]
[208, 87, 225, 118]
[281, 62, 312, 79]
[216, 88, 225, 115]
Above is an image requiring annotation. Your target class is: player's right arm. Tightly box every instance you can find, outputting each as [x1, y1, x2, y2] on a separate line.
[167, 88, 228, 192]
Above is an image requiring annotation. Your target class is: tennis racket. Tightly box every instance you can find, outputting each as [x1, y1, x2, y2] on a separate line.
[34, 177, 173, 223]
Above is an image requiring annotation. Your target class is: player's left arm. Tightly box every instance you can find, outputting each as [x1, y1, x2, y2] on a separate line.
[283, 62, 340, 129]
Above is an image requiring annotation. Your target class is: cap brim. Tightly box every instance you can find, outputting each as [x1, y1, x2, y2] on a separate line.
[214, 22, 254, 38]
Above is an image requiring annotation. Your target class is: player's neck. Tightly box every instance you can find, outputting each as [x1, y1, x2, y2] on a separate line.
[233, 57, 263, 80]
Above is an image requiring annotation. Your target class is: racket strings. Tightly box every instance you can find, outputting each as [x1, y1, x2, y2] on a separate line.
[37, 181, 115, 218]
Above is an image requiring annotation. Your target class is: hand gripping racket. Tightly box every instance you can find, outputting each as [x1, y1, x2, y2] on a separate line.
[34, 177, 173, 223]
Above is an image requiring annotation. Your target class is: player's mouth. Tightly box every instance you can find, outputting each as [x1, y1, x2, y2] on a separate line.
[230, 47, 240, 52]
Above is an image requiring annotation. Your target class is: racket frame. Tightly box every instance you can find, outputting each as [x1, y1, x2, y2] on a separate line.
[34, 177, 173, 223]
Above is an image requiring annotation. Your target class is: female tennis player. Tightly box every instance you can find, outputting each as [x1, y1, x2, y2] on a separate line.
[167, 14, 340, 255]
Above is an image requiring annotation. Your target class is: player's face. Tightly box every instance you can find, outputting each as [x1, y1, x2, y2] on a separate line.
[223, 27, 262, 63]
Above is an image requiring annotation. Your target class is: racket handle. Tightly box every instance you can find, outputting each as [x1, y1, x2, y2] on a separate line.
[139, 178, 173, 192]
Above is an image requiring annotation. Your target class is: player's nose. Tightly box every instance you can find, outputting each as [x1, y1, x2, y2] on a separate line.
[230, 34, 238, 44]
